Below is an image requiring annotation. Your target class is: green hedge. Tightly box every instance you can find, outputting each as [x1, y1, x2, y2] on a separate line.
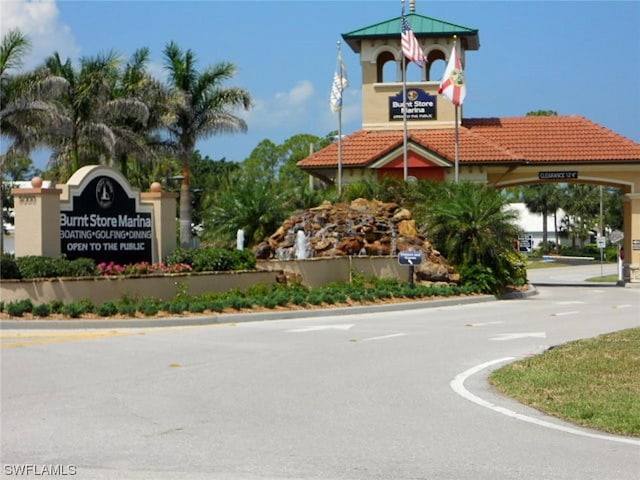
[0, 247, 257, 280]
[0, 276, 480, 319]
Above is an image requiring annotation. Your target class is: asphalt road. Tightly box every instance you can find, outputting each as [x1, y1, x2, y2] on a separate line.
[1, 265, 639, 479]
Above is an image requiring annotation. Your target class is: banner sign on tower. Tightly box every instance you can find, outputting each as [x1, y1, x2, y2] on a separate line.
[389, 88, 437, 121]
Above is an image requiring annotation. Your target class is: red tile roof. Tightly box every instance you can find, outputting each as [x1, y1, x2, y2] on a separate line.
[297, 115, 640, 168]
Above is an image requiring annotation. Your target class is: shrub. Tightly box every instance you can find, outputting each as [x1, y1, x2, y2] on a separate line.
[227, 295, 253, 310]
[164, 246, 256, 273]
[272, 290, 292, 306]
[208, 300, 226, 312]
[166, 300, 188, 315]
[138, 298, 160, 316]
[246, 283, 272, 298]
[187, 301, 206, 313]
[227, 248, 257, 270]
[61, 302, 87, 318]
[5, 299, 33, 317]
[290, 292, 307, 306]
[362, 291, 377, 302]
[4, 256, 96, 279]
[459, 264, 499, 293]
[372, 286, 392, 299]
[16, 256, 59, 278]
[49, 300, 64, 314]
[32, 303, 51, 317]
[60, 258, 97, 277]
[117, 303, 137, 317]
[307, 292, 324, 305]
[97, 302, 118, 317]
[259, 296, 279, 309]
[348, 289, 364, 302]
[0, 254, 21, 279]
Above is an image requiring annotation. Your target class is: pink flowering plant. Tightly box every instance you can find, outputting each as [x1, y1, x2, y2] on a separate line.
[97, 261, 193, 276]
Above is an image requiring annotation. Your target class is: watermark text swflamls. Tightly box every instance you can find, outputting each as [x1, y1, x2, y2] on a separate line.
[3, 464, 77, 476]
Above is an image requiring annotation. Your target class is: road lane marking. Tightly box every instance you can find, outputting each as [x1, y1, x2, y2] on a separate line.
[489, 332, 546, 341]
[465, 321, 504, 327]
[287, 324, 354, 333]
[362, 333, 407, 342]
[552, 311, 580, 317]
[450, 358, 640, 446]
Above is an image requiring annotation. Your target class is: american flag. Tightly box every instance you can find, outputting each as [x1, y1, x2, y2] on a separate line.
[401, 7, 425, 67]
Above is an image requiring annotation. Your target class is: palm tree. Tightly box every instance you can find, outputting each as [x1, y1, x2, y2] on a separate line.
[1, 30, 68, 159]
[162, 41, 251, 248]
[42, 50, 151, 180]
[521, 184, 562, 253]
[201, 168, 287, 248]
[422, 182, 524, 293]
[0, 29, 30, 76]
[111, 47, 172, 184]
[563, 184, 600, 248]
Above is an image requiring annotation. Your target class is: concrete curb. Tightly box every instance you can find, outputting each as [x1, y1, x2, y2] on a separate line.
[499, 284, 538, 300]
[0, 294, 497, 330]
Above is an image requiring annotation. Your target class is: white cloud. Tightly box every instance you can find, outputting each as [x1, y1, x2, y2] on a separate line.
[0, 0, 80, 70]
[244, 80, 315, 130]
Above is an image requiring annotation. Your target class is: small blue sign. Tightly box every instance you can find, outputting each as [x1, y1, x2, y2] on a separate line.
[398, 250, 423, 265]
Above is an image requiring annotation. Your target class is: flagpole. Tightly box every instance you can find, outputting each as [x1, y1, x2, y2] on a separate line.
[402, 52, 408, 181]
[438, 34, 465, 184]
[452, 36, 460, 183]
[454, 105, 459, 183]
[336, 41, 343, 196]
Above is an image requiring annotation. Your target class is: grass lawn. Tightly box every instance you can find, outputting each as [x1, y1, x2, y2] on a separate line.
[585, 274, 619, 282]
[490, 328, 640, 437]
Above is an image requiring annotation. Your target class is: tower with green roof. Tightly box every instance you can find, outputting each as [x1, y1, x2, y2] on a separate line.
[342, 0, 478, 129]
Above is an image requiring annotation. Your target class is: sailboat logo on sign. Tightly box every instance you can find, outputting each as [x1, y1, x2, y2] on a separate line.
[96, 178, 114, 209]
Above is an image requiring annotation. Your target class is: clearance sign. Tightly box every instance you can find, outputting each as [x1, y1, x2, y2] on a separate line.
[60, 173, 153, 264]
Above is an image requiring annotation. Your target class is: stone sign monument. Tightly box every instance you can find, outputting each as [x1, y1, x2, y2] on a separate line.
[11, 165, 177, 264]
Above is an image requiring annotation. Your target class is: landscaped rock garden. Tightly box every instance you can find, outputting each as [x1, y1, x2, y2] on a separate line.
[253, 198, 460, 284]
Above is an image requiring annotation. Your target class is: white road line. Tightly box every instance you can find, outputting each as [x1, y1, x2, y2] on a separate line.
[552, 311, 580, 316]
[489, 332, 546, 341]
[287, 324, 354, 333]
[450, 358, 640, 446]
[362, 333, 407, 342]
[466, 321, 504, 327]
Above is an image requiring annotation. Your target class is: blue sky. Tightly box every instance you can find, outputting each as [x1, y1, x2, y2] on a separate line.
[2, 0, 639, 170]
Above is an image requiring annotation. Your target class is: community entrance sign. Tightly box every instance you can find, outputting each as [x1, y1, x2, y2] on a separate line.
[11, 165, 177, 264]
[60, 170, 153, 264]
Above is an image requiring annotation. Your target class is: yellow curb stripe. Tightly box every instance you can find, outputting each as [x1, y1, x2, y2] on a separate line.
[0, 331, 134, 348]
[0, 322, 238, 349]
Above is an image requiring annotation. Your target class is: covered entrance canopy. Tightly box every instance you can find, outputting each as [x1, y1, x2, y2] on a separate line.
[297, 114, 640, 281]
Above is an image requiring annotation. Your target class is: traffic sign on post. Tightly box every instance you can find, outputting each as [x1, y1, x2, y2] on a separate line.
[398, 250, 423, 265]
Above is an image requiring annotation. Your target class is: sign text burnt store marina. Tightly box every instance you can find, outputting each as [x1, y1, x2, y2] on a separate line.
[60, 175, 152, 264]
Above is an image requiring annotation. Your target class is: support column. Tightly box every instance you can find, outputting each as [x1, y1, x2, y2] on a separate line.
[141, 182, 178, 263]
[622, 193, 640, 283]
[11, 177, 62, 258]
